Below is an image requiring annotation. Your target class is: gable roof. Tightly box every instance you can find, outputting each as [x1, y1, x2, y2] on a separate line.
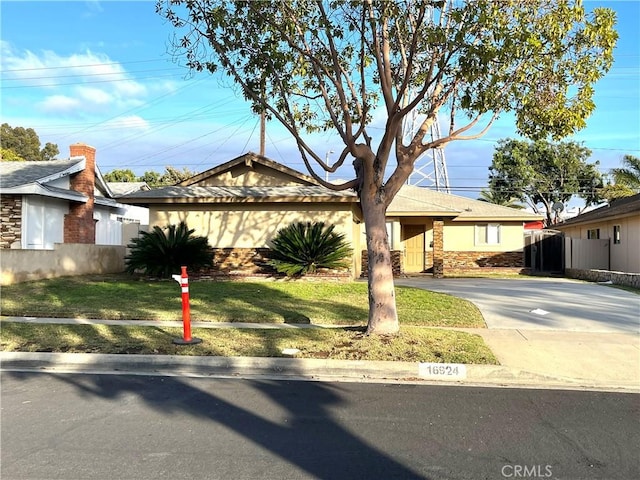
[389, 185, 542, 221]
[179, 152, 319, 187]
[0, 158, 84, 188]
[0, 158, 90, 202]
[0, 157, 116, 202]
[557, 194, 640, 227]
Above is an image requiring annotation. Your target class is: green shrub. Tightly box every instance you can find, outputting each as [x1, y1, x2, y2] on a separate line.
[125, 222, 214, 278]
[268, 221, 353, 276]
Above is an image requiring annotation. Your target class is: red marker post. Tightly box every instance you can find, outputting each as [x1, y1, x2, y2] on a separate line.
[171, 266, 202, 345]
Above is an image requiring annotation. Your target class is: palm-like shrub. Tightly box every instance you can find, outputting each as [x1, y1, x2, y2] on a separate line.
[125, 222, 214, 278]
[268, 222, 353, 276]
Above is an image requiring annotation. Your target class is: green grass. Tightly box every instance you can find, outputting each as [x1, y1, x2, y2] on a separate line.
[0, 274, 486, 328]
[0, 322, 498, 364]
[0, 274, 495, 364]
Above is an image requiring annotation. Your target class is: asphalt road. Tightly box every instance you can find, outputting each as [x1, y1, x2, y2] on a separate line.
[2, 372, 638, 480]
[396, 277, 640, 333]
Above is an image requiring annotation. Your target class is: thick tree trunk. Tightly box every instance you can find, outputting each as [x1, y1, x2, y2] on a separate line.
[362, 196, 400, 335]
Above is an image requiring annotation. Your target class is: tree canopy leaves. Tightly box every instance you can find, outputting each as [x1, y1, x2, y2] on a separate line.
[104, 166, 196, 188]
[487, 139, 603, 226]
[0, 123, 59, 161]
[158, 0, 617, 199]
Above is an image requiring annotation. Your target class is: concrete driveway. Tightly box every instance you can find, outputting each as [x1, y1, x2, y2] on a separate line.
[395, 276, 640, 334]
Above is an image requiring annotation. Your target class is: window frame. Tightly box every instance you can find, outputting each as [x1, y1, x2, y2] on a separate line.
[475, 223, 501, 246]
[587, 228, 600, 240]
[613, 225, 621, 245]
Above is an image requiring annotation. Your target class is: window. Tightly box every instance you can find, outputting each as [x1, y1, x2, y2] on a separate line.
[475, 223, 501, 245]
[587, 228, 600, 239]
[613, 225, 621, 244]
[386, 222, 394, 249]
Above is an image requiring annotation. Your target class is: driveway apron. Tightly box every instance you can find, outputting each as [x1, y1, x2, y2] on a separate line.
[395, 277, 640, 333]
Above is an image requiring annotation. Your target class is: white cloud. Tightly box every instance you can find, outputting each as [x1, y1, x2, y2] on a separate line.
[40, 95, 82, 114]
[106, 116, 150, 131]
[1, 42, 151, 115]
[76, 86, 113, 105]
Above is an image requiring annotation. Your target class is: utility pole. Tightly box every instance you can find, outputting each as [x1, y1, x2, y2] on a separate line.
[259, 110, 266, 156]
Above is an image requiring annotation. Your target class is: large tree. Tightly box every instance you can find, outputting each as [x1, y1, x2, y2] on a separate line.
[104, 169, 138, 183]
[488, 139, 603, 226]
[157, 0, 617, 335]
[0, 123, 59, 161]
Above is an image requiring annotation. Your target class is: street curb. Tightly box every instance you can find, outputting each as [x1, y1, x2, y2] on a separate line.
[2, 352, 638, 392]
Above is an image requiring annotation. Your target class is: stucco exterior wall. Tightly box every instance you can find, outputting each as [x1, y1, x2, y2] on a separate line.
[443, 221, 525, 252]
[1, 243, 126, 285]
[558, 215, 640, 273]
[149, 203, 361, 276]
[150, 203, 354, 247]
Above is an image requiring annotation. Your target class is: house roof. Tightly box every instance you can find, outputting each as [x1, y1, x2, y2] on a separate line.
[0, 158, 91, 202]
[389, 185, 542, 221]
[179, 152, 319, 187]
[0, 157, 117, 203]
[119, 185, 358, 205]
[556, 194, 640, 227]
[108, 182, 151, 196]
[0, 158, 84, 189]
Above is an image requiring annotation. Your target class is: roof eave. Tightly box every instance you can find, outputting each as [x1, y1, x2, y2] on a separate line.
[119, 195, 358, 205]
[0, 184, 89, 203]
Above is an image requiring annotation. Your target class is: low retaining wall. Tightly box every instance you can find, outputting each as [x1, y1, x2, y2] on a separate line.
[565, 268, 640, 289]
[1, 244, 126, 285]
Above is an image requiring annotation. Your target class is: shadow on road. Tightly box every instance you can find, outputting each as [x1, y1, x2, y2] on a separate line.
[6, 370, 429, 479]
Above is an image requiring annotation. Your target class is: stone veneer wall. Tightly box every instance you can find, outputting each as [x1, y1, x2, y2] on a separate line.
[565, 268, 640, 289]
[1, 196, 22, 249]
[443, 251, 524, 269]
[432, 220, 444, 278]
[210, 247, 272, 274]
[198, 247, 352, 280]
[360, 250, 404, 277]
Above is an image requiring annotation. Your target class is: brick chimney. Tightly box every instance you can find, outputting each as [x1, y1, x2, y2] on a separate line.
[64, 143, 97, 243]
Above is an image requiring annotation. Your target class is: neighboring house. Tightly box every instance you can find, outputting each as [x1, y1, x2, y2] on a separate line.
[0, 143, 129, 249]
[555, 194, 640, 273]
[120, 152, 542, 277]
[107, 182, 151, 225]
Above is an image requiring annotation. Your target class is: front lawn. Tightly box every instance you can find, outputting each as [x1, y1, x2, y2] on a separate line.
[0, 322, 498, 364]
[0, 275, 496, 364]
[0, 274, 486, 328]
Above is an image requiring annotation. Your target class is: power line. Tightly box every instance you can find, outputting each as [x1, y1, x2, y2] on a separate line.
[0, 58, 168, 73]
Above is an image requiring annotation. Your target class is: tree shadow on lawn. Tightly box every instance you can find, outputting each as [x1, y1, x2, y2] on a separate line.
[184, 281, 370, 325]
[5, 369, 430, 479]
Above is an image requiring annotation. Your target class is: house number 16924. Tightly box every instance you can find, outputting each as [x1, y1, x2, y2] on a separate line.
[419, 362, 467, 380]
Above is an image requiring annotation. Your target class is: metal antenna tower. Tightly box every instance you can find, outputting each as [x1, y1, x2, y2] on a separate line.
[403, 111, 451, 193]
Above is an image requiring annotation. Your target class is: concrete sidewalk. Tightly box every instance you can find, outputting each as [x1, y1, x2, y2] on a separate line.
[1, 316, 638, 392]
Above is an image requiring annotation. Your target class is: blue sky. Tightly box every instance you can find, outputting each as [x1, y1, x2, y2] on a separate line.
[1, 0, 639, 199]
